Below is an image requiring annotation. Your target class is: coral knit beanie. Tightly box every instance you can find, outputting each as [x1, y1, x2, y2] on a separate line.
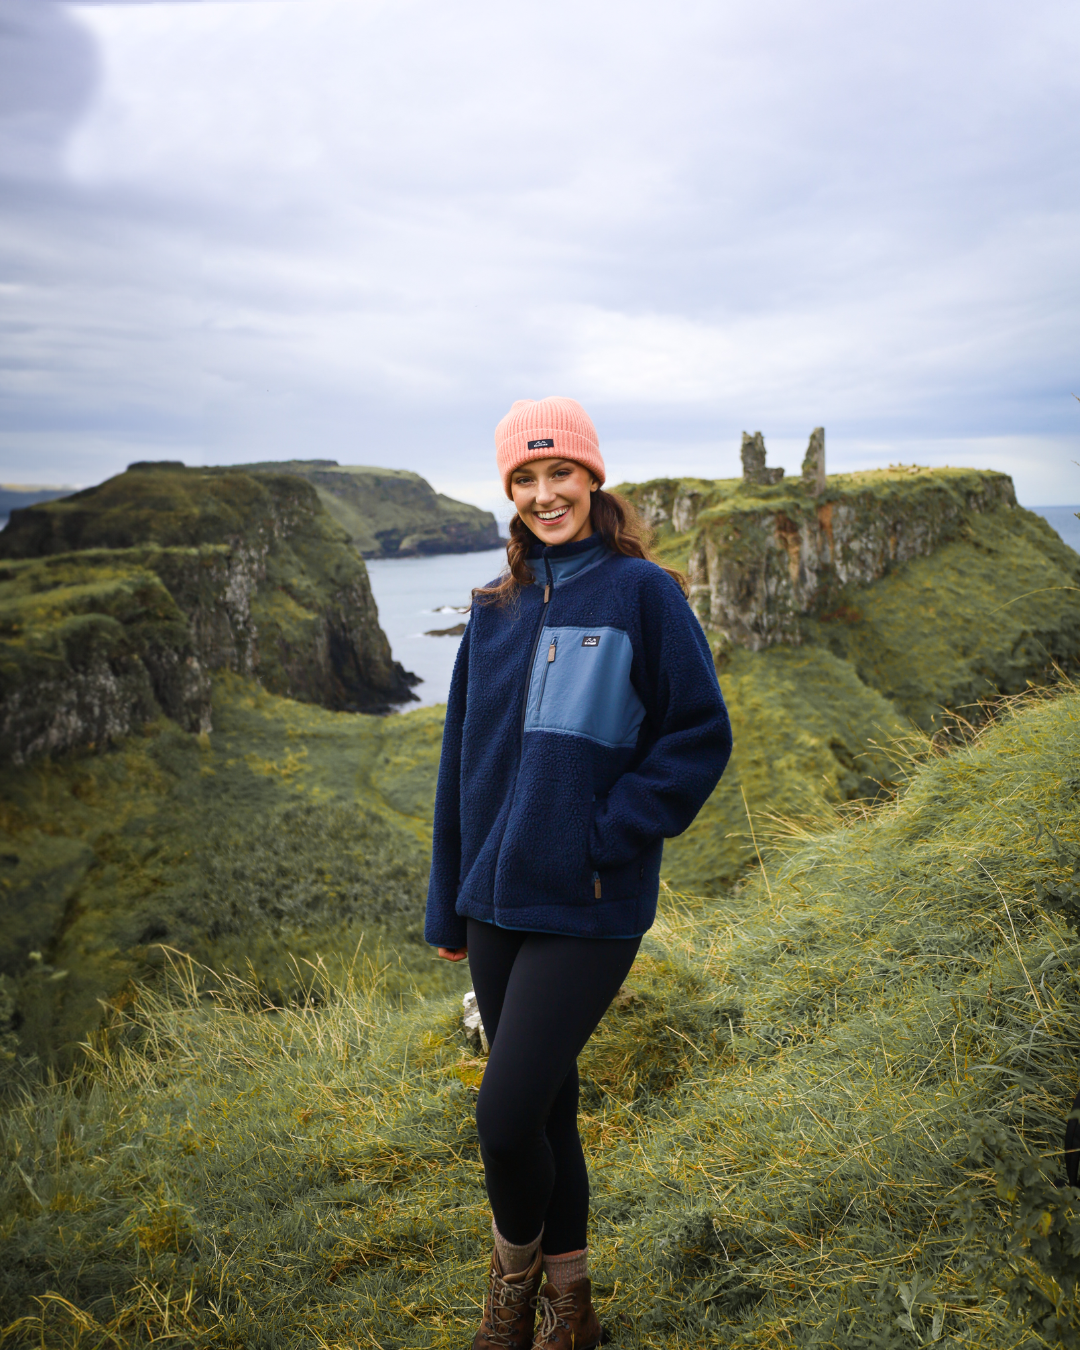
[495, 396, 605, 499]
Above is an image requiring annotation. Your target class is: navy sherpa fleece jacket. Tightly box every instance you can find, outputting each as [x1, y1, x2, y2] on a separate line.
[424, 534, 732, 947]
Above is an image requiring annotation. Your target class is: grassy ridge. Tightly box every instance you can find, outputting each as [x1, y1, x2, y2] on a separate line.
[0, 650, 904, 1060]
[0, 675, 469, 1066]
[802, 505, 1080, 727]
[2, 687, 1079, 1347]
[227, 461, 499, 559]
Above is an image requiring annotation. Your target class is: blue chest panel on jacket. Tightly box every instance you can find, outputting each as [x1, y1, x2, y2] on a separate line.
[524, 625, 645, 749]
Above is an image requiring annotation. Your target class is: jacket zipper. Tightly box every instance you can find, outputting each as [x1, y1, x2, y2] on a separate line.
[520, 559, 554, 738]
[593, 871, 601, 899]
[536, 634, 558, 713]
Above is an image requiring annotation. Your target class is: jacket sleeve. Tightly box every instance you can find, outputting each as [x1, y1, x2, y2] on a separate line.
[424, 621, 471, 949]
[589, 569, 732, 869]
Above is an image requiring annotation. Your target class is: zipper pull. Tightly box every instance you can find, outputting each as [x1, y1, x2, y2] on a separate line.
[547, 637, 557, 663]
[593, 871, 601, 899]
[544, 582, 551, 603]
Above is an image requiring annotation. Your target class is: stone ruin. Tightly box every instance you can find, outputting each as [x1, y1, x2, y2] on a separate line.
[740, 431, 784, 486]
[801, 427, 826, 496]
[741, 428, 827, 495]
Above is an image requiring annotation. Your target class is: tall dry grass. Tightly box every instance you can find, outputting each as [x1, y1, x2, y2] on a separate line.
[2, 687, 1080, 1348]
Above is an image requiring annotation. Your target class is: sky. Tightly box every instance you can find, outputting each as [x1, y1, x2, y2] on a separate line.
[1, 0, 1078, 522]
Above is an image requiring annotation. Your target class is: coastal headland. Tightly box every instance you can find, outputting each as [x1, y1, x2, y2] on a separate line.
[0, 455, 1078, 1346]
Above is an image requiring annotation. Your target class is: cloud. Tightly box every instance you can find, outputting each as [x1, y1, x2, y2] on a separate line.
[0, 0, 97, 178]
[0, 0, 1077, 502]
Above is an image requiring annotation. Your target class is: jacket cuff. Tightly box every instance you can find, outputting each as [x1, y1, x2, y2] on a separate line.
[424, 916, 468, 950]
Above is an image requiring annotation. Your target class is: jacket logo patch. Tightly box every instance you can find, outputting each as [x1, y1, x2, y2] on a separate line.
[582, 635, 601, 647]
[527, 438, 555, 450]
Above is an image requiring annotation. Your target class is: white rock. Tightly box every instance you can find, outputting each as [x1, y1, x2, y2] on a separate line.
[462, 989, 489, 1054]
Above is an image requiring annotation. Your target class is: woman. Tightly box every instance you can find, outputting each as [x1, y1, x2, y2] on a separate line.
[425, 396, 732, 1350]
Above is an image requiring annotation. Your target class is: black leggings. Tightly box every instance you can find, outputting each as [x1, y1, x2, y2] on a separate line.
[467, 918, 641, 1255]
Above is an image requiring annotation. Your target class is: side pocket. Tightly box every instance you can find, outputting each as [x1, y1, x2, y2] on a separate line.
[590, 838, 664, 903]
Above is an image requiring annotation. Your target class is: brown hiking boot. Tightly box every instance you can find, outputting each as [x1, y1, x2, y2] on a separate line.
[472, 1245, 543, 1350]
[532, 1278, 609, 1349]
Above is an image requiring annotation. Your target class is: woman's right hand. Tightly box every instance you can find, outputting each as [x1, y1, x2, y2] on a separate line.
[437, 947, 468, 962]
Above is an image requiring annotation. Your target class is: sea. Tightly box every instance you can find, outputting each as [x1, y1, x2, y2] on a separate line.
[366, 547, 506, 707]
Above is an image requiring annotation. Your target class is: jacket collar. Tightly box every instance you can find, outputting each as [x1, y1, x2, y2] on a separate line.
[526, 532, 609, 588]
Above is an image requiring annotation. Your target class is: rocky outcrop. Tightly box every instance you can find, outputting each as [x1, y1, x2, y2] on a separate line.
[462, 990, 489, 1053]
[801, 428, 826, 496]
[0, 464, 418, 764]
[0, 557, 208, 765]
[230, 460, 501, 558]
[740, 432, 785, 487]
[621, 464, 1023, 651]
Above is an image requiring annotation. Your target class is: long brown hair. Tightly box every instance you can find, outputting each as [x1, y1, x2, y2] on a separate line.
[473, 488, 688, 605]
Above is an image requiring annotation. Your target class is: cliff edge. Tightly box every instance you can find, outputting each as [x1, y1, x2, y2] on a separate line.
[0, 462, 417, 763]
[618, 462, 1080, 725]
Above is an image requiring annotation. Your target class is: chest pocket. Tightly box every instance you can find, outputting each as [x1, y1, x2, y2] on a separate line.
[524, 625, 645, 749]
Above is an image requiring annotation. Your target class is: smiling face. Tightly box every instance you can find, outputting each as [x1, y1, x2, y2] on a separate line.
[510, 457, 599, 546]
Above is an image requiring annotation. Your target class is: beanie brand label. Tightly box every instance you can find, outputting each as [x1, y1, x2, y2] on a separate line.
[527, 438, 555, 450]
[582, 635, 600, 647]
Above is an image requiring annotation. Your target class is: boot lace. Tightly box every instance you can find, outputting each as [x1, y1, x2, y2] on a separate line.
[482, 1267, 534, 1347]
[535, 1289, 576, 1345]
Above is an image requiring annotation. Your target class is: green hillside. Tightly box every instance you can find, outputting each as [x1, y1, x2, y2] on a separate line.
[3, 685, 1078, 1347]
[2, 464, 1079, 1343]
[2, 468, 1077, 1062]
[0, 675, 467, 1067]
[229, 460, 501, 558]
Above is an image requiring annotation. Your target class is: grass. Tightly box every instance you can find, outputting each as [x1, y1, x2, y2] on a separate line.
[0, 640, 903, 1062]
[803, 507, 1080, 727]
[661, 643, 907, 894]
[2, 685, 1079, 1347]
[0, 675, 466, 1068]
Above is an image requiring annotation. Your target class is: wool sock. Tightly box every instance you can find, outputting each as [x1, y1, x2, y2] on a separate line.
[492, 1219, 543, 1275]
[542, 1247, 588, 1290]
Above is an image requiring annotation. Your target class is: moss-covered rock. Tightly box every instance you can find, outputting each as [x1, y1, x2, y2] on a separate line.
[230, 459, 501, 557]
[0, 465, 418, 762]
[618, 466, 1080, 710]
[621, 466, 1019, 643]
[0, 554, 208, 764]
